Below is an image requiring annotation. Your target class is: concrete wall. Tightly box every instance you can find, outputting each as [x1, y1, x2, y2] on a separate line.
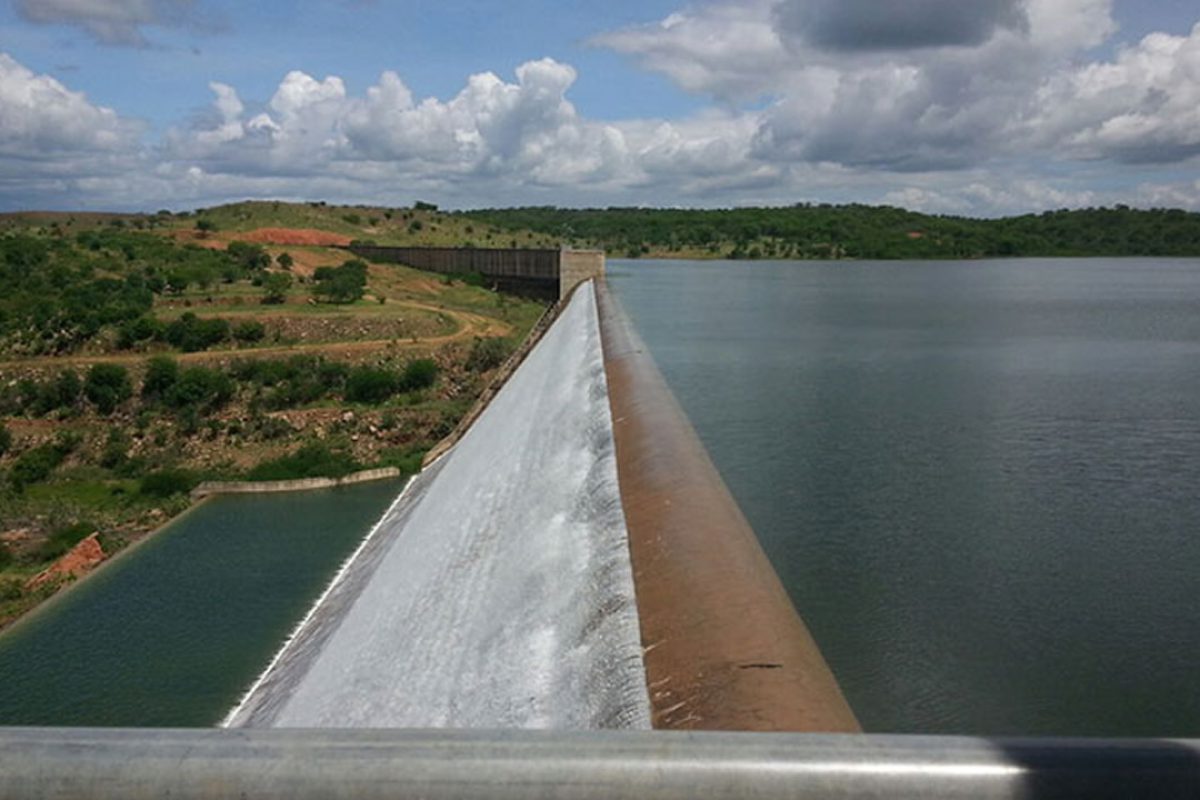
[347, 245, 560, 300]
[346, 245, 604, 301]
[559, 250, 606, 300]
[191, 468, 401, 498]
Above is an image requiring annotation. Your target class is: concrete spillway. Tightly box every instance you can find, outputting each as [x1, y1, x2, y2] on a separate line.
[226, 279, 856, 732]
[225, 285, 650, 729]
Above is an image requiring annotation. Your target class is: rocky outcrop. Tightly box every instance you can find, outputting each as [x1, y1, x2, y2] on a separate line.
[26, 533, 106, 590]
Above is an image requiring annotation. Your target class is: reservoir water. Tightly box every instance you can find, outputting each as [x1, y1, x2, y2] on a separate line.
[608, 258, 1200, 737]
[0, 479, 402, 726]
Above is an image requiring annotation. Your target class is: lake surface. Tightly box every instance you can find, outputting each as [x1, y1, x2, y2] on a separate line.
[0, 479, 402, 726]
[609, 258, 1200, 737]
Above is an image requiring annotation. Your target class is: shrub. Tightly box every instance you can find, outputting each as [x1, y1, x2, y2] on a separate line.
[100, 429, 130, 469]
[140, 469, 198, 498]
[10, 442, 69, 489]
[246, 442, 360, 481]
[233, 320, 266, 342]
[345, 366, 398, 404]
[164, 313, 230, 352]
[466, 337, 513, 372]
[38, 521, 95, 562]
[33, 370, 82, 415]
[84, 364, 132, 414]
[398, 358, 439, 392]
[165, 366, 234, 410]
[142, 356, 179, 398]
[0, 423, 10, 457]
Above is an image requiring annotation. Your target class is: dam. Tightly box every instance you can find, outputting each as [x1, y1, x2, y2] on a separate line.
[5, 265, 1200, 797]
[224, 278, 855, 731]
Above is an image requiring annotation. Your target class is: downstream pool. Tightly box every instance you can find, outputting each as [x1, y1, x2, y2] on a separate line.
[0, 479, 402, 726]
[609, 257, 1200, 737]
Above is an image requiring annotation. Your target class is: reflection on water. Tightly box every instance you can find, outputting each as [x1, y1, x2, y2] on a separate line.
[610, 257, 1200, 736]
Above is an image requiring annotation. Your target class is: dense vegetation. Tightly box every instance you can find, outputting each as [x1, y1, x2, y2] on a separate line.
[0, 229, 276, 355]
[462, 205, 1200, 259]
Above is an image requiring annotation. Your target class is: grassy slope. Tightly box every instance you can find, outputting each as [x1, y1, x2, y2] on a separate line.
[0, 201, 550, 628]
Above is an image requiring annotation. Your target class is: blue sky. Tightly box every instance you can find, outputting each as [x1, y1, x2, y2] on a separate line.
[1, 0, 1199, 214]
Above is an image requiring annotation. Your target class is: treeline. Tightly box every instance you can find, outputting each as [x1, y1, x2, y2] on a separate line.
[0, 355, 440, 427]
[461, 205, 1200, 259]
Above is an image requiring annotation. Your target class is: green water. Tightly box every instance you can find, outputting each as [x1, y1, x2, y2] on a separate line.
[609, 258, 1200, 737]
[0, 479, 402, 726]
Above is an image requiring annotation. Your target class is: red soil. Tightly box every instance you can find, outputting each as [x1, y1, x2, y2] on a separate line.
[26, 533, 106, 590]
[240, 228, 353, 247]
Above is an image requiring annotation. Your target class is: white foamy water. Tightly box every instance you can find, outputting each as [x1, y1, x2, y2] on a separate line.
[225, 283, 650, 729]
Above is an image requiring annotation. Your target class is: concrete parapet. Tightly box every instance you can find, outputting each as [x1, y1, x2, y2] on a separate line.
[594, 280, 859, 733]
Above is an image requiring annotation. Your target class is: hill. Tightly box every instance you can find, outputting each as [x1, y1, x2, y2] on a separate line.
[0, 201, 550, 629]
[459, 204, 1200, 260]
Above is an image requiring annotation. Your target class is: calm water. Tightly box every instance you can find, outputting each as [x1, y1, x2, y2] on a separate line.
[609, 258, 1200, 737]
[0, 479, 401, 726]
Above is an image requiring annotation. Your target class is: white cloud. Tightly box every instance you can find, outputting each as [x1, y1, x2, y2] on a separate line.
[3, 0, 1200, 218]
[1028, 24, 1200, 163]
[0, 52, 140, 156]
[595, 0, 1138, 173]
[13, 0, 217, 46]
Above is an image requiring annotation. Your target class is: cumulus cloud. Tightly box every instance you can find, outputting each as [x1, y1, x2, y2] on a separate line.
[1028, 24, 1200, 163]
[777, 0, 1028, 52]
[14, 0, 219, 46]
[593, 0, 1192, 173]
[0, 52, 140, 155]
[3, 0, 1200, 217]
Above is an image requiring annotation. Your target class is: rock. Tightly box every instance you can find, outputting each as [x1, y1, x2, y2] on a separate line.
[342, 411, 355, 423]
[0, 528, 32, 545]
[26, 533, 106, 590]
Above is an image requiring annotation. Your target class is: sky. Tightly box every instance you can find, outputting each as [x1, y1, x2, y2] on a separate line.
[1, 0, 1199, 215]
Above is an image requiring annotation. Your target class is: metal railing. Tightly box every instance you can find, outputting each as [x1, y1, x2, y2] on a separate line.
[1, 727, 1197, 799]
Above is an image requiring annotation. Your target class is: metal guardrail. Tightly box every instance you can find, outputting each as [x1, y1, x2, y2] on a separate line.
[1, 728, 1197, 799]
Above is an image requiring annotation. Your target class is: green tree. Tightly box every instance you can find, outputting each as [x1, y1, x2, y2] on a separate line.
[276, 252, 294, 270]
[313, 260, 367, 304]
[84, 364, 132, 414]
[261, 272, 292, 305]
[0, 423, 11, 457]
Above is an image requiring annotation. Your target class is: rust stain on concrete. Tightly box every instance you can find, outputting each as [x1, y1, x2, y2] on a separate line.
[595, 280, 860, 733]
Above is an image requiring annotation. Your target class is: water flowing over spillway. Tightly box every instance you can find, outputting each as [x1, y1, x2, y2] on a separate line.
[225, 284, 651, 729]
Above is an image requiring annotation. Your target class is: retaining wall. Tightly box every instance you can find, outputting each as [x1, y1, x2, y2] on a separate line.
[191, 468, 401, 499]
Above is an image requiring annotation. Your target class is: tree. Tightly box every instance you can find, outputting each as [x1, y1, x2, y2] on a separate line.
[227, 241, 271, 271]
[0, 423, 11, 457]
[84, 364, 132, 414]
[195, 218, 217, 234]
[276, 252, 294, 270]
[313, 260, 367, 304]
[261, 272, 292, 305]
